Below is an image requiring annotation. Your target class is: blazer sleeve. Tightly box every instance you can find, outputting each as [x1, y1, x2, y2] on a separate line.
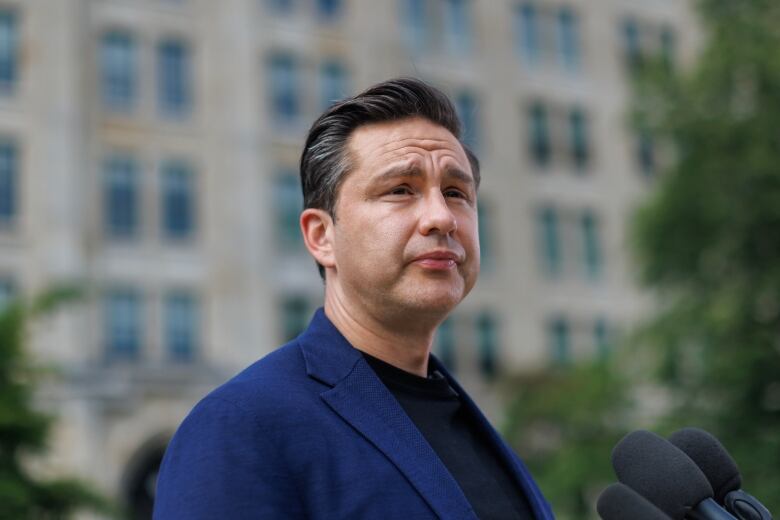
[153, 396, 305, 519]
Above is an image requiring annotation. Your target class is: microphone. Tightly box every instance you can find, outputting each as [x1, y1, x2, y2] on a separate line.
[668, 428, 773, 520]
[612, 430, 737, 519]
[597, 482, 673, 519]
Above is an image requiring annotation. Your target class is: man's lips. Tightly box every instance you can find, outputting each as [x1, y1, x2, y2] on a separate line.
[411, 251, 462, 270]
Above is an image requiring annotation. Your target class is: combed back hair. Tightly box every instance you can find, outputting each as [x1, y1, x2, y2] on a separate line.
[299, 77, 481, 278]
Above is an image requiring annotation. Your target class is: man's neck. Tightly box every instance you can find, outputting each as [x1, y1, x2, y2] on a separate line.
[324, 290, 440, 377]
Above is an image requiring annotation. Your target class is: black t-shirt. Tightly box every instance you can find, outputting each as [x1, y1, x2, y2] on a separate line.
[363, 353, 535, 520]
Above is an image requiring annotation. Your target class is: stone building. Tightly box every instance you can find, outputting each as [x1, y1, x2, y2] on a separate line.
[0, 0, 698, 516]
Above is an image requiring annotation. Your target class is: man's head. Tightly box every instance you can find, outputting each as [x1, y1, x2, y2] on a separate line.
[299, 78, 481, 322]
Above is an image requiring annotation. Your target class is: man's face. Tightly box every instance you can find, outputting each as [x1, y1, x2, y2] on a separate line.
[329, 116, 480, 321]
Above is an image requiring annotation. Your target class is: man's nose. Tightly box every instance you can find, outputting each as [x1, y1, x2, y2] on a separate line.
[418, 190, 457, 236]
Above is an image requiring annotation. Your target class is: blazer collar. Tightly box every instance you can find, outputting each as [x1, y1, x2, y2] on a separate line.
[298, 308, 477, 520]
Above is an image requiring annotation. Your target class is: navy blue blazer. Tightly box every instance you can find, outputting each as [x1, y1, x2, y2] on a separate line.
[154, 309, 554, 519]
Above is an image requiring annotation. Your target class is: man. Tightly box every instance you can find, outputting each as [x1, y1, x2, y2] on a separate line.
[154, 78, 554, 519]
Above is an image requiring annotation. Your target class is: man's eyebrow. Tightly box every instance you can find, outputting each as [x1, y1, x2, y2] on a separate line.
[372, 164, 475, 187]
[443, 167, 475, 187]
[372, 164, 424, 182]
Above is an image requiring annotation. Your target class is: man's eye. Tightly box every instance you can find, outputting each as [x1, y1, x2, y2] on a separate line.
[389, 186, 413, 196]
[444, 189, 466, 199]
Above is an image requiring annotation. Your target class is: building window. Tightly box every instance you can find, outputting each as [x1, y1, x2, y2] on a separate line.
[265, 0, 294, 15]
[580, 210, 602, 280]
[536, 206, 561, 277]
[443, 0, 471, 54]
[319, 60, 349, 111]
[104, 154, 139, 239]
[477, 200, 492, 271]
[0, 10, 18, 92]
[0, 277, 16, 312]
[515, 4, 539, 66]
[568, 108, 589, 170]
[100, 31, 136, 111]
[281, 296, 309, 341]
[164, 291, 199, 362]
[660, 25, 675, 70]
[105, 289, 142, 360]
[274, 171, 303, 250]
[0, 140, 17, 225]
[455, 90, 479, 151]
[636, 128, 656, 176]
[401, 0, 428, 52]
[594, 317, 610, 358]
[316, 0, 342, 21]
[621, 18, 642, 72]
[548, 316, 570, 364]
[435, 318, 456, 372]
[556, 8, 580, 73]
[161, 160, 195, 240]
[477, 313, 498, 379]
[157, 39, 192, 117]
[267, 53, 300, 126]
[528, 102, 551, 167]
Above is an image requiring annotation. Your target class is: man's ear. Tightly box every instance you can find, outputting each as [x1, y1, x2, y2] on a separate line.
[300, 208, 336, 270]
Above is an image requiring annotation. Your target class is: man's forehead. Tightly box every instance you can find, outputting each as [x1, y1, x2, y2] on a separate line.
[346, 117, 470, 171]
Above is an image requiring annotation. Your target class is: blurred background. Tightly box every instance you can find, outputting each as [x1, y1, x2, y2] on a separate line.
[1, 0, 778, 518]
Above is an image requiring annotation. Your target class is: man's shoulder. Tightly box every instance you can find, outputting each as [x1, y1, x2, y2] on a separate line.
[197, 339, 316, 420]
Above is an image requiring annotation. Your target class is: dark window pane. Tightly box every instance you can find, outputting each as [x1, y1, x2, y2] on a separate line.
[274, 171, 303, 250]
[569, 108, 589, 170]
[104, 155, 138, 238]
[515, 4, 539, 66]
[581, 210, 602, 279]
[636, 128, 656, 176]
[528, 103, 551, 167]
[268, 53, 299, 125]
[622, 18, 642, 71]
[316, 0, 342, 20]
[165, 291, 199, 362]
[0, 277, 16, 312]
[401, 0, 428, 52]
[443, 0, 470, 53]
[0, 141, 17, 223]
[157, 39, 192, 116]
[161, 160, 195, 239]
[455, 90, 479, 151]
[594, 317, 610, 358]
[282, 296, 308, 341]
[0, 11, 18, 90]
[101, 31, 136, 110]
[319, 60, 349, 110]
[557, 8, 580, 73]
[548, 316, 569, 364]
[105, 289, 142, 360]
[536, 206, 561, 277]
[436, 318, 456, 372]
[477, 313, 498, 379]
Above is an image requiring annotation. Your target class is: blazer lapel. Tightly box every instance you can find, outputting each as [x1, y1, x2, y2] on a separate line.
[320, 360, 477, 520]
[298, 309, 476, 520]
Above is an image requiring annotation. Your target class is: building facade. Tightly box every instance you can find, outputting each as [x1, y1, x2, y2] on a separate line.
[0, 0, 698, 516]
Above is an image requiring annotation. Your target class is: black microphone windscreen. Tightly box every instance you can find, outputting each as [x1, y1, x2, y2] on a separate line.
[612, 430, 714, 520]
[597, 482, 672, 519]
[668, 427, 742, 504]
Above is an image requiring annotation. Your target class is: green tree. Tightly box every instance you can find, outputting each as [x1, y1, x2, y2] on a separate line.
[0, 287, 108, 519]
[501, 359, 632, 520]
[631, 0, 780, 510]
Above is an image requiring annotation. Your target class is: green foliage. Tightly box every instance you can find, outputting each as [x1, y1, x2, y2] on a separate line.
[501, 359, 632, 520]
[0, 286, 110, 519]
[630, 0, 780, 511]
